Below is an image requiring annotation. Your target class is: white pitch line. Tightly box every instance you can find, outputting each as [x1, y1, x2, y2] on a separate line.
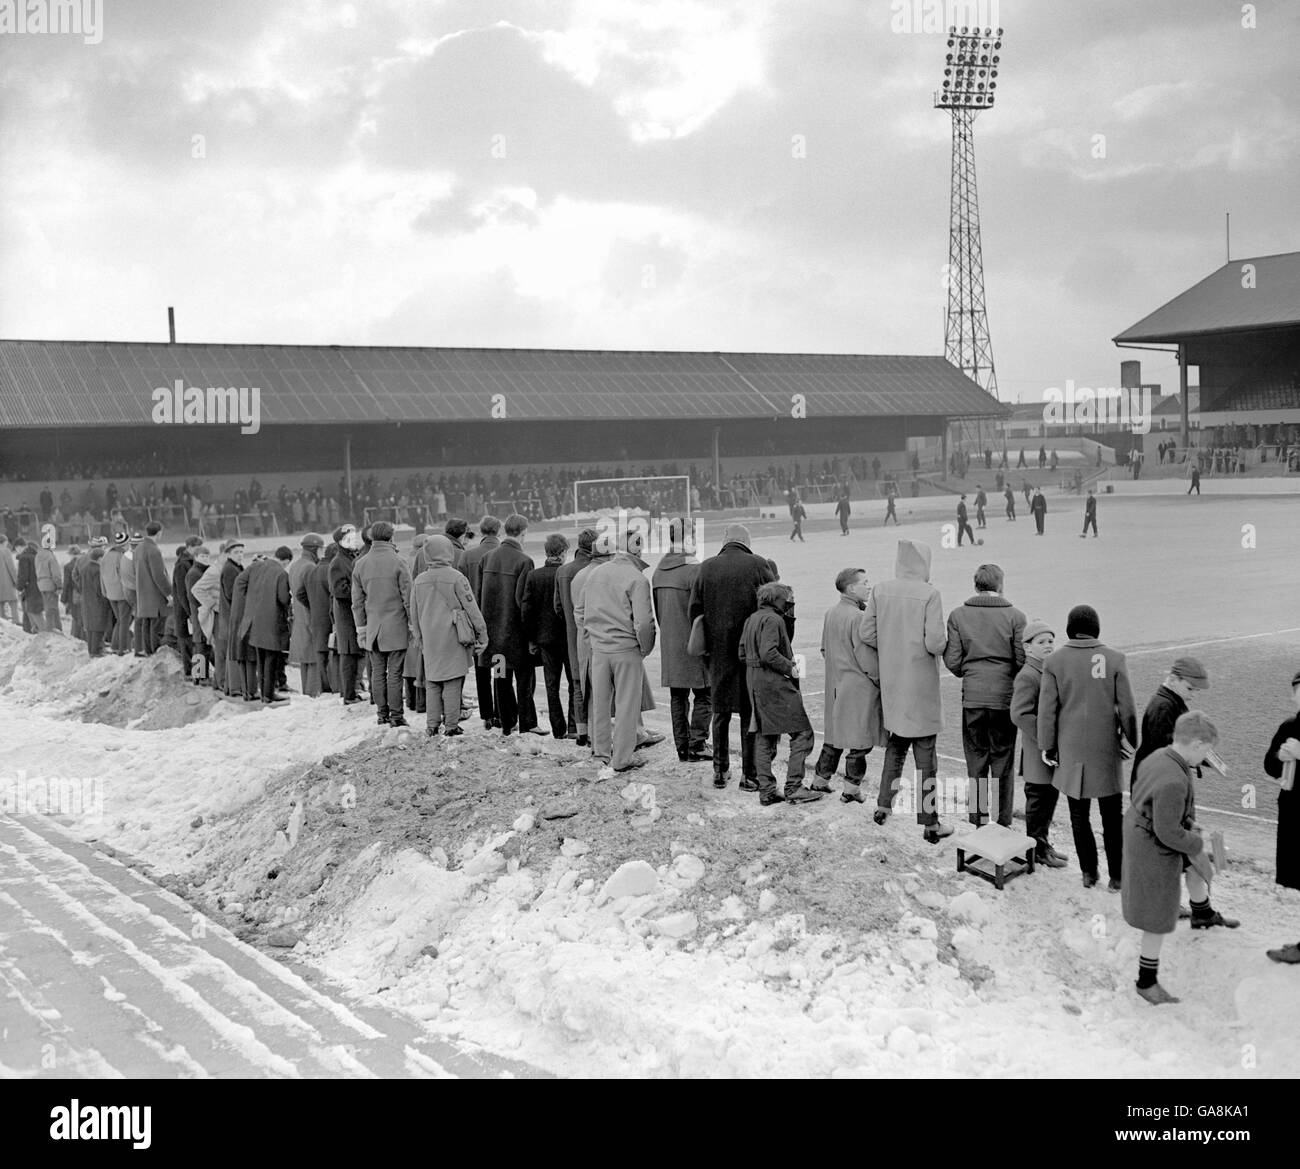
[1124, 627, 1300, 656]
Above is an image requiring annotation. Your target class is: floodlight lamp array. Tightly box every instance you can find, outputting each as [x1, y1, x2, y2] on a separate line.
[935, 26, 1002, 109]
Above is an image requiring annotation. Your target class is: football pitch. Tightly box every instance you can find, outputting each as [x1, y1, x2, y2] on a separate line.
[644, 491, 1298, 862]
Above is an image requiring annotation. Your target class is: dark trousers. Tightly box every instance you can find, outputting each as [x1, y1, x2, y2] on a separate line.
[539, 645, 572, 738]
[494, 666, 538, 734]
[756, 727, 815, 796]
[110, 599, 132, 653]
[815, 743, 869, 785]
[256, 648, 285, 701]
[1006, 503, 1015, 519]
[1024, 782, 1061, 854]
[241, 658, 259, 699]
[1034, 512, 1045, 534]
[338, 652, 361, 700]
[319, 650, 336, 694]
[175, 613, 193, 677]
[139, 616, 163, 655]
[566, 645, 586, 729]
[403, 676, 427, 712]
[369, 648, 405, 719]
[1067, 793, 1123, 881]
[961, 707, 1017, 826]
[473, 661, 496, 722]
[957, 520, 975, 545]
[1082, 514, 1097, 535]
[86, 630, 105, 657]
[127, 595, 143, 653]
[838, 515, 849, 534]
[876, 733, 939, 825]
[709, 675, 756, 780]
[789, 518, 804, 541]
[211, 628, 226, 691]
[669, 686, 711, 757]
[976, 507, 986, 528]
[885, 503, 898, 524]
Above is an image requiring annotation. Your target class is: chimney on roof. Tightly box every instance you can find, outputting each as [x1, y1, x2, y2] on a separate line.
[167, 306, 176, 344]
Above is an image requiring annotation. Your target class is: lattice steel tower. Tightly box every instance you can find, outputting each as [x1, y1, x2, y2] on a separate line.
[935, 25, 1003, 404]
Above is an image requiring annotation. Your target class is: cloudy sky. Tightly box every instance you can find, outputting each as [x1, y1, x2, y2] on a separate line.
[2, 0, 1297, 403]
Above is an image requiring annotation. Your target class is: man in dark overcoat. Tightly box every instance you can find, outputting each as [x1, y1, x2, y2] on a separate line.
[688, 523, 776, 790]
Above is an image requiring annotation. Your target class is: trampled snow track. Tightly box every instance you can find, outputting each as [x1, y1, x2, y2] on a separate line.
[0, 813, 543, 1078]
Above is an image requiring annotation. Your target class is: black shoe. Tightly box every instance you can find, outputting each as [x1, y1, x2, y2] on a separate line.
[872, 808, 889, 824]
[784, 786, 825, 804]
[444, 726, 464, 737]
[712, 772, 730, 790]
[923, 823, 955, 844]
[378, 713, 391, 726]
[1035, 849, 1068, 869]
[738, 776, 760, 793]
[343, 696, 362, 705]
[575, 734, 590, 748]
[1191, 910, 1240, 930]
[1108, 877, 1122, 891]
[426, 726, 441, 737]
[1266, 943, 1300, 964]
[679, 752, 711, 763]
[1081, 872, 1099, 889]
[759, 791, 786, 806]
[613, 758, 647, 773]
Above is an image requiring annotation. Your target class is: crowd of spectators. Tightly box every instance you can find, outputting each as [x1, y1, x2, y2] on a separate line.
[0, 453, 916, 546]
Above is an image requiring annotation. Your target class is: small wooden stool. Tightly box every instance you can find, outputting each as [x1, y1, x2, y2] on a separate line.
[956, 824, 1036, 890]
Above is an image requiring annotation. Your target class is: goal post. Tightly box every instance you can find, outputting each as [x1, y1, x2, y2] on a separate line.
[572, 476, 691, 523]
[571, 476, 696, 553]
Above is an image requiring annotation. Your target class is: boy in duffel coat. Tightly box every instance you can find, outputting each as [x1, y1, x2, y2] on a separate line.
[1122, 711, 1239, 1005]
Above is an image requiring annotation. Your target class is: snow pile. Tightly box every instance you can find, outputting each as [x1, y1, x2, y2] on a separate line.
[0, 623, 221, 729]
[0, 627, 375, 872]
[6, 622, 1300, 1078]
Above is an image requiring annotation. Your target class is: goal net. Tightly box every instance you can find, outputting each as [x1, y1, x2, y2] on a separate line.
[572, 476, 690, 524]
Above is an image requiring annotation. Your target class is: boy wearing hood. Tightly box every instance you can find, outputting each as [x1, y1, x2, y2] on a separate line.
[411, 534, 488, 736]
[861, 539, 953, 843]
[740, 581, 819, 806]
